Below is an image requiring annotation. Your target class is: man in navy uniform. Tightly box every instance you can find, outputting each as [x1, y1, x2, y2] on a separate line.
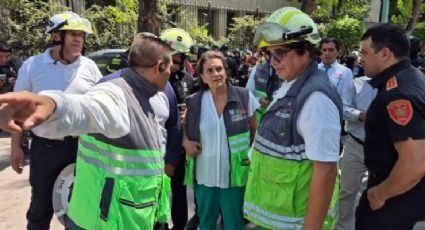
[355, 23, 425, 230]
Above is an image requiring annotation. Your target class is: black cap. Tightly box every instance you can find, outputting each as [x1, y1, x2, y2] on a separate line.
[219, 44, 229, 51]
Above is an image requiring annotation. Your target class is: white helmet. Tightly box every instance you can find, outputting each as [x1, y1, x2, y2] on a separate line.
[52, 163, 75, 225]
[46, 11, 92, 35]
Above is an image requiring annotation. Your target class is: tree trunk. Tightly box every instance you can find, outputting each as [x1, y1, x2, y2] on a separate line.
[300, 0, 316, 15]
[405, 0, 421, 34]
[137, 0, 162, 35]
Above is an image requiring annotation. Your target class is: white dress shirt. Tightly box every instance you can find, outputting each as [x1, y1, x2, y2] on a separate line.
[341, 76, 377, 140]
[318, 60, 353, 98]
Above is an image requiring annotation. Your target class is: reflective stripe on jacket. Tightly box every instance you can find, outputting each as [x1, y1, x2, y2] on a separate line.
[244, 61, 341, 230]
[67, 68, 164, 230]
[184, 85, 251, 187]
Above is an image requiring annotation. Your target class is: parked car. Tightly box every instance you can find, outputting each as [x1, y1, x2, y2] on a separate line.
[86, 49, 127, 75]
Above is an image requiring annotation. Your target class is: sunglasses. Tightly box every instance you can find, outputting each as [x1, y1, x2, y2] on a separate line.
[270, 48, 292, 63]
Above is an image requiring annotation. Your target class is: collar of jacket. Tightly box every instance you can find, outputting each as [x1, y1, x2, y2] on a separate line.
[369, 59, 411, 89]
[122, 67, 158, 98]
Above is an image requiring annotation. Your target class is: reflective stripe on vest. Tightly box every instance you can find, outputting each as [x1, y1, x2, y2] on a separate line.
[244, 149, 339, 230]
[78, 135, 163, 176]
[184, 86, 251, 188]
[244, 201, 304, 230]
[253, 134, 307, 161]
[228, 131, 250, 187]
[228, 132, 250, 155]
[184, 132, 251, 187]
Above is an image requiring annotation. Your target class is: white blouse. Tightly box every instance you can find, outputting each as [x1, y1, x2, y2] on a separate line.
[196, 90, 259, 188]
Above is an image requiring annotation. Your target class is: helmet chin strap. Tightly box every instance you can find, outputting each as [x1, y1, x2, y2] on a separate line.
[180, 53, 186, 71]
[53, 31, 78, 65]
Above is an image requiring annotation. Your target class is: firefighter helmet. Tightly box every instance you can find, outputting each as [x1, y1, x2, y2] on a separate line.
[160, 28, 194, 54]
[46, 11, 92, 35]
[254, 7, 320, 47]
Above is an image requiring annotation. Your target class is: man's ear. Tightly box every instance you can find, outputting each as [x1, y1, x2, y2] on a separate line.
[51, 32, 61, 42]
[158, 60, 166, 72]
[381, 47, 393, 63]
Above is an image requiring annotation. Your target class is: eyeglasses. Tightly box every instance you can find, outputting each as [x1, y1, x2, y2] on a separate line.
[270, 48, 292, 63]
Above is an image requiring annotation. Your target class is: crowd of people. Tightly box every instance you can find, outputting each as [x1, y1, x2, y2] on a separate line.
[0, 6, 425, 230]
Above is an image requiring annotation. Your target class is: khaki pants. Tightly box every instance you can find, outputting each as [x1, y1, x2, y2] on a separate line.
[334, 135, 368, 230]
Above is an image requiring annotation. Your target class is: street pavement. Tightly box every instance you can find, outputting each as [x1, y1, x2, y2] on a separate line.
[0, 132, 61, 229]
[0, 132, 424, 229]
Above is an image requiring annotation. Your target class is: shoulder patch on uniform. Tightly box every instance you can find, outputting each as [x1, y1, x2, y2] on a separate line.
[386, 99, 413, 126]
[386, 76, 398, 91]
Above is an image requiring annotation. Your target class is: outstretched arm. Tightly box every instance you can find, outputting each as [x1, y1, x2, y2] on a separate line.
[0, 91, 56, 133]
[0, 82, 130, 139]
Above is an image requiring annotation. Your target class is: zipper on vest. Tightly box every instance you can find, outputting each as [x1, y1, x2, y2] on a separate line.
[119, 199, 156, 209]
[227, 139, 232, 187]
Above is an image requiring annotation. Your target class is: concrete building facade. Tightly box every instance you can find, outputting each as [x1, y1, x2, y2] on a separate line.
[364, 0, 382, 27]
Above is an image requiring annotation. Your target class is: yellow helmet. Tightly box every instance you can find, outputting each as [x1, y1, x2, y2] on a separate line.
[46, 11, 92, 35]
[160, 28, 194, 54]
[254, 7, 320, 47]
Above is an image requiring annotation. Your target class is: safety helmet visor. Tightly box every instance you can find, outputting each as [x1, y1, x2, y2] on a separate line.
[170, 42, 190, 54]
[254, 22, 289, 46]
[254, 22, 314, 47]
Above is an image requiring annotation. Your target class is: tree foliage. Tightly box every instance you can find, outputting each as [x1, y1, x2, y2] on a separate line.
[227, 15, 265, 50]
[0, 0, 67, 58]
[83, 4, 136, 51]
[1, 0, 137, 58]
[325, 16, 365, 55]
[158, 5, 217, 47]
[390, 0, 424, 33]
[391, 0, 414, 26]
[412, 21, 425, 43]
[311, 0, 337, 22]
[311, 0, 370, 23]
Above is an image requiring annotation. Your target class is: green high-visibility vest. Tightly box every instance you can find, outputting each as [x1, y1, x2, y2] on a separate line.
[243, 61, 341, 230]
[67, 68, 166, 230]
[67, 135, 164, 230]
[184, 86, 251, 187]
[244, 150, 339, 230]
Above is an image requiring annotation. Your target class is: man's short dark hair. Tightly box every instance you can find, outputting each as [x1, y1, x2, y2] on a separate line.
[0, 42, 12, 53]
[286, 41, 318, 58]
[361, 23, 409, 60]
[129, 33, 173, 68]
[319, 38, 340, 51]
[343, 54, 358, 69]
